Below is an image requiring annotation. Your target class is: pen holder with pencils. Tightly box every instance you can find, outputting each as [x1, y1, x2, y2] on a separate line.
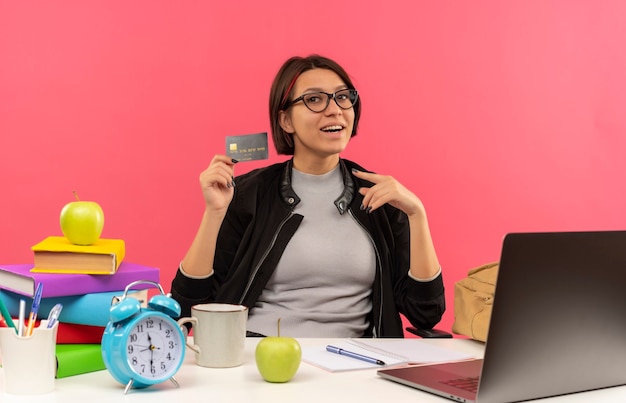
[0, 319, 58, 395]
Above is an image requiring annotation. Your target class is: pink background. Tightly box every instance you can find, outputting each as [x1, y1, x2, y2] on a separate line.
[2, 1, 625, 334]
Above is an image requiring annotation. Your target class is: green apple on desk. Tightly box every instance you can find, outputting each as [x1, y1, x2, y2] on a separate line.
[255, 319, 302, 383]
[60, 191, 104, 245]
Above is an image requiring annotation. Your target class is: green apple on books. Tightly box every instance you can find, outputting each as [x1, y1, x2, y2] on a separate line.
[59, 191, 105, 246]
[33, 192, 123, 274]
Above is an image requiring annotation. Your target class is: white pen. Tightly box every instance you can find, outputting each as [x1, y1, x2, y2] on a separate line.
[18, 299, 26, 336]
[46, 303, 63, 328]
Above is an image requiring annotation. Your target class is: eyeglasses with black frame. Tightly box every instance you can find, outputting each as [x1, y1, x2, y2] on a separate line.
[283, 89, 359, 113]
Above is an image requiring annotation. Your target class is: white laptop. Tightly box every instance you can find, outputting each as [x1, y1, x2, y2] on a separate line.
[378, 231, 626, 403]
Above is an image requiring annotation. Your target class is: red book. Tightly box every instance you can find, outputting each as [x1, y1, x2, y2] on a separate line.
[9, 320, 105, 344]
[56, 322, 105, 344]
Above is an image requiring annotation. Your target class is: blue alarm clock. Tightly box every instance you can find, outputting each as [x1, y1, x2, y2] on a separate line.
[101, 280, 186, 394]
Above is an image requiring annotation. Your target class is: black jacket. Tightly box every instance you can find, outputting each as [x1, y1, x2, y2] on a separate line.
[171, 158, 445, 337]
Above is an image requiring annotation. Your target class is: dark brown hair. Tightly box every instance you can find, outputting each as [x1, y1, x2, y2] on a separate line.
[269, 55, 361, 155]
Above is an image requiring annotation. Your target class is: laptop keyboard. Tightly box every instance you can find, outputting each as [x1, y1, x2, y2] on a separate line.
[441, 376, 480, 393]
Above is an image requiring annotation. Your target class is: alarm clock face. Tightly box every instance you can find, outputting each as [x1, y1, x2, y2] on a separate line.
[125, 314, 185, 381]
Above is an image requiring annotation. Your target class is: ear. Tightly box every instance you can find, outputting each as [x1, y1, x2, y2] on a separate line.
[279, 110, 295, 134]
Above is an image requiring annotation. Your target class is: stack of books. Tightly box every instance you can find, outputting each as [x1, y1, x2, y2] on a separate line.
[0, 236, 160, 378]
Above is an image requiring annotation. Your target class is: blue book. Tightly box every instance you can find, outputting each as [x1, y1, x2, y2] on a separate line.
[0, 288, 147, 327]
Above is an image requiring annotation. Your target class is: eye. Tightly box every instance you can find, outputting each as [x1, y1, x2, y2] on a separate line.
[304, 93, 324, 104]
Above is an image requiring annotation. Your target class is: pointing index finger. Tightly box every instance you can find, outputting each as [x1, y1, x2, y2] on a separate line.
[351, 168, 379, 183]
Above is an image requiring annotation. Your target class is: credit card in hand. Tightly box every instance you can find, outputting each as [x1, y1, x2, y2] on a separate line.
[225, 132, 269, 161]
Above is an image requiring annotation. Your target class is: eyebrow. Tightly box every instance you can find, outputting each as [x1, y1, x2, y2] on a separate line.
[299, 85, 349, 94]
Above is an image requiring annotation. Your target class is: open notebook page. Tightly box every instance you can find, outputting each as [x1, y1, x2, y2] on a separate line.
[301, 339, 474, 372]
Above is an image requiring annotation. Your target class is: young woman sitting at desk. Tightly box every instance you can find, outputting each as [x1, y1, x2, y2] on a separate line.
[171, 54, 445, 338]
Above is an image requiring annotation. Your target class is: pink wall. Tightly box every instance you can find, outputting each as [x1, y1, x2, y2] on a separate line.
[2, 1, 625, 333]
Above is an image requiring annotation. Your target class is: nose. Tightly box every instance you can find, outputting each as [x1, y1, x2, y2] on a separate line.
[324, 95, 343, 115]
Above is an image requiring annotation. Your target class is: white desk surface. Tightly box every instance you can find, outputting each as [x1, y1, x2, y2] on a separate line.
[1, 338, 625, 402]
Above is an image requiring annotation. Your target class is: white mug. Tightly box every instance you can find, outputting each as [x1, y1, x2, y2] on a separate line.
[178, 303, 248, 368]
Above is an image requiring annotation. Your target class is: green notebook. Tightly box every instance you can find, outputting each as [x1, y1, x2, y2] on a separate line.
[55, 344, 105, 378]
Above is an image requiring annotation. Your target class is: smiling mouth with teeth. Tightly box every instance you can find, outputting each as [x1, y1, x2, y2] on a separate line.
[322, 125, 343, 132]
